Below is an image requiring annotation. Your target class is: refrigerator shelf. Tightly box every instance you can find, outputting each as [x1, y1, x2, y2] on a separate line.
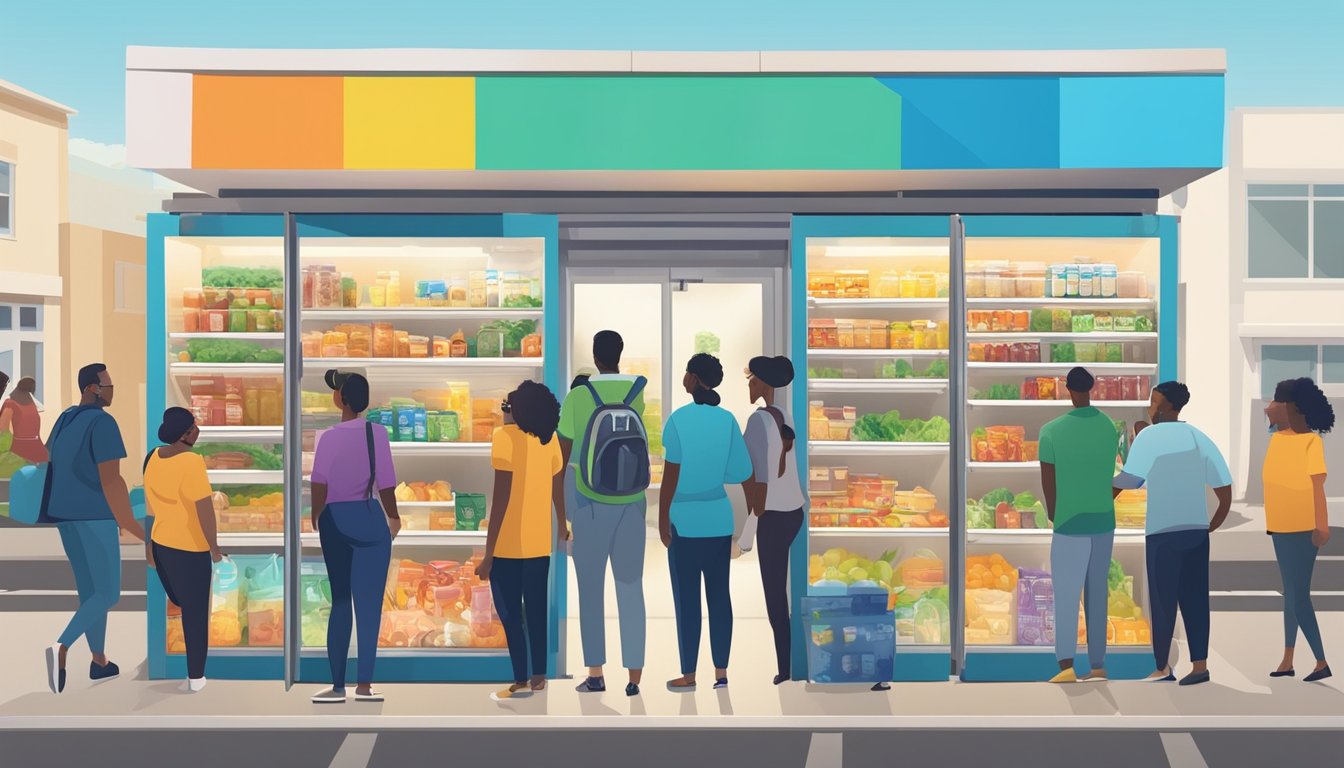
[300, 530, 486, 545]
[301, 308, 543, 321]
[968, 332, 1158, 342]
[968, 400, 1151, 409]
[170, 332, 285, 342]
[196, 425, 284, 441]
[968, 362, 1157, 373]
[217, 534, 284, 547]
[810, 527, 949, 538]
[809, 441, 950, 456]
[171, 362, 284, 375]
[207, 469, 284, 484]
[965, 644, 1152, 654]
[967, 528, 1145, 540]
[809, 378, 949, 394]
[389, 442, 492, 457]
[303, 357, 543, 370]
[967, 461, 1040, 470]
[299, 647, 509, 657]
[968, 298, 1155, 309]
[808, 297, 947, 310]
[808, 348, 949, 359]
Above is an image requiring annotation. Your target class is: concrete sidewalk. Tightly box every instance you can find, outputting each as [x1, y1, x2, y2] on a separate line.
[2, 610, 1340, 732]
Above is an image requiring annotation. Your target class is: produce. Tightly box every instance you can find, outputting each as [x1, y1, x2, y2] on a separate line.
[480, 319, 539, 352]
[202, 267, 284, 289]
[809, 367, 844, 379]
[502, 294, 543, 308]
[966, 553, 1018, 592]
[921, 359, 950, 379]
[185, 339, 285, 364]
[851, 410, 950, 443]
[982, 384, 1021, 401]
[197, 442, 283, 470]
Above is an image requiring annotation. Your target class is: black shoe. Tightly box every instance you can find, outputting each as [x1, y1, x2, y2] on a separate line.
[1270, 669, 1296, 678]
[625, 683, 640, 697]
[1179, 670, 1210, 686]
[1304, 666, 1333, 683]
[575, 676, 606, 693]
[713, 677, 729, 690]
[90, 661, 120, 682]
[773, 673, 790, 686]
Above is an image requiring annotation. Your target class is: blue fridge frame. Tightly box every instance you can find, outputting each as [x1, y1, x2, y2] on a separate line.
[146, 211, 563, 682]
[790, 213, 1179, 683]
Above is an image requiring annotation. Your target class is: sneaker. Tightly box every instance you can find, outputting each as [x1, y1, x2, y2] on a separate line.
[1049, 668, 1078, 684]
[1304, 666, 1333, 683]
[490, 683, 532, 702]
[90, 661, 120, 682]
[713, 677, 729, 690]
[179, 677, 208, 693]
[354, 690, 384, 702]
[45, 645, 64, 694]
[311, 687, 347, 704]
[575, 676, 606, 693]
[1081, 669, 1108, 682]
[1179, 670, 1211, 686]
[625, 683, 640, 697]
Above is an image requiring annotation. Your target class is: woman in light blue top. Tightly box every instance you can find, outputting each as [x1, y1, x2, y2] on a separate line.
[659, 353, 753, 692]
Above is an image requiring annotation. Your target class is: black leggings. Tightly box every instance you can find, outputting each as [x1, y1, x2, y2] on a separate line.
[758, 509, 804, 677]
[154, 542, 212, 680]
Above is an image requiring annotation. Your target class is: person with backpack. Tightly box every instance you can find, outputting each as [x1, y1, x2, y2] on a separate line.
[558, 331, 651, 697]
[42, 363, 145, 694]
[143, 407, 222, 692]
[309, 370, 400, 704]
[742, 355, 806, 685]
[662, 353, 753, 692]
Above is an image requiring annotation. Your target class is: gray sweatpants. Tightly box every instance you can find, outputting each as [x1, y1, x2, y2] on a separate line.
[1051, 531, 1115, 668]
[569, 469, 647, 670]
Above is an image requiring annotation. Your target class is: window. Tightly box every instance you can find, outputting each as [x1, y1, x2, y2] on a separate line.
[1248, 184, 1344, 279]
[1261, 343, 1344, 398]
[18, 306, 38, 330]
[19, 340, 42, 403]
[0, 160, 11, 236]
[0, 306, 10, 330]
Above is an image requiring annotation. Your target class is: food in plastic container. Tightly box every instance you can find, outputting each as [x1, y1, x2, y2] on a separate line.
[1051, 309, 1073, 333]
[1071, 313, 1095, 334]
[965, 588, 1014, 645]
[835, 269, 870, 298]
[1117, 271, 1148, 298]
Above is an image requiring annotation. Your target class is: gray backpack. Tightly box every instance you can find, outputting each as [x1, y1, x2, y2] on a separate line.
[577, 376, 650, 496]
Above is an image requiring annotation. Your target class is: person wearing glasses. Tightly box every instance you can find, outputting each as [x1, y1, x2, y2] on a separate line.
[43, 363, 145, 694]
[309, 370, 400, 704]
[477, 380, 566, 701]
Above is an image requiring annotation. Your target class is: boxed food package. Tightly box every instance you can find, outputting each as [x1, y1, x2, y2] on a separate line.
[965, 588, 1014, 645]
[209, 558, 243, 647]
[455, 493, 487, 531]
[1016, 569, 1055, 646]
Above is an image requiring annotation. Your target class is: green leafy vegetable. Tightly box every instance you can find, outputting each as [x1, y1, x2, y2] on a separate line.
[985, 384, 1021, 401]
[187, 339, 284, 364]
[1013, 492, 1039, 510]
[1030, 309, 1053, 333]
[480, 319, 538, 351]
[502, 294, 543, 308]
[1108, 558, 1126, 593]
[981, 488, 1014, 508]
[852, 414, 893, 442]
[201, 267, 284, 289]
[196, 443, 283, 470]
[967, 501, 995, 529]
[920, 359, 950, 379]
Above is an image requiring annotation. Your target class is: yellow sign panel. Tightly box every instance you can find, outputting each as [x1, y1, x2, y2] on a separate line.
[343, 77, 476, 170]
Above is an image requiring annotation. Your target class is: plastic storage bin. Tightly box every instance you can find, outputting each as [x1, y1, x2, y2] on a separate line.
[803, 593, 895, 684]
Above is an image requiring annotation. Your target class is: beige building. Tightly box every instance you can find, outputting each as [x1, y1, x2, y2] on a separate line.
[0, 79, 71, 428]
[1174, 109, 1344, 525]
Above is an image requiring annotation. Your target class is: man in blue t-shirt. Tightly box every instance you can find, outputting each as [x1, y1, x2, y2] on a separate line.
[42, 363, 144, 694]
[1114, 380, 1232, 687]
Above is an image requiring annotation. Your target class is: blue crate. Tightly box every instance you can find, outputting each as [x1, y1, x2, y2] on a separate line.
[804, 596, 895, 684]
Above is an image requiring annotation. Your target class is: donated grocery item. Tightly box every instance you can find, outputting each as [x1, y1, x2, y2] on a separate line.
[965, 588, 1014, 645]
[834, 269, 870, 298]
[476, 327, 505, 358]
[448, 331, 467, 358]
[408, 335, 429, 359]
[966, 553, 1018, 592]
[455, 493, 486, 531]
[209, 558, 243, 647]
[1016, 569, 1055, 646]
[521, 333, 542, 358]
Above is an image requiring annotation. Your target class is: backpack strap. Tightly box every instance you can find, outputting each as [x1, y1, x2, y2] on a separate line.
[365, 421, 377, 500]
[763, 406, 796, 478]
[582, 379, 606, 408]
[622, 376, 647, 407]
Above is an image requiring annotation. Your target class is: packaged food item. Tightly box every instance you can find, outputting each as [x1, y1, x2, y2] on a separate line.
[1079, 264, 1095, 298]
[430, 336, 449, 358]
[486, 270, 500, 307]
[1071, 313, 1094, 334]
[836, 319, 855, 349]
[889, 321, 913, 350]
[228, 304, 250, 334]
[395, 331, 411, 359]
[468, 271, 488, 308]
[965, 267, 985, 299]
[1051, 309, 1073, 333]
[341, 273, 358, 308]
[1118, 271, 1148, 299]
[408, 335, 429, 359]
[1100, 265, 1118, 298]
[372, 323, 395, 358]
[835, 269, 870, 298]
[877, 270, 904, 298]
[386, 271, 402, 308]
[808, 271, 838, 298]
[1076, 342, 1099, 364]
[1017, 263, 1047, 298]
[984, 266, 1002, 298]
[521, 333, 542, 358]
[455, 493, 487, 531]
[968, 343, 986, 362]
[321, 330, 348, 359]
[347, 326, 372, 358]
[448, 331, 468, 358]
[368, 283, 387, 308]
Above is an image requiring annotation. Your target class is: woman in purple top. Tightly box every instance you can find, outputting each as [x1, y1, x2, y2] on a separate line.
[308, 370, 400, 704]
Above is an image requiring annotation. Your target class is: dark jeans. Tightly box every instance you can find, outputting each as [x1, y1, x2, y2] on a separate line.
[153, 542, 212, 680]
[319, 501, 392, 690]
[1273, 531, 1327, 661]
[758, 508, 803, 677]
[489, 556, 551, 682]
[1146, 528, 1210, 669]
[669, 531, 733, 675]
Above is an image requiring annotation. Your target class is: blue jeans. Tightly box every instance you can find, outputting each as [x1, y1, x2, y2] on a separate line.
[1146, 529, 1210, 668]
[1051, 531, 1114, 668]
[319, 501, 392, 689]
[570, 472, 647, 670]
[1273, 531, 1327, 662]
[489, 556, 551, 682]
[669, 531, 733, 675]
[56, 519, 122, 654]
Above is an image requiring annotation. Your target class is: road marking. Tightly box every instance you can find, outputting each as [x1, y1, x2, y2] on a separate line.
[806, 732, 842, 768]
[329, 733, 377, 768]
[1159, 732, 1207, 768]
[0, 590, 147, 596]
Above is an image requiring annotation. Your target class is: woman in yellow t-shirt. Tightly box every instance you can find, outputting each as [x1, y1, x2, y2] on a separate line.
[144, 407, 222, 692]
[1263, 377, 1334, 683]
[476, 380, 566, 701]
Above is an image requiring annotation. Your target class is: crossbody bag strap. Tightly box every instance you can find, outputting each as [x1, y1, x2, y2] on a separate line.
[39, 408, 92, 519]
[763, 406, 795, 478]
[365, 421, 377, 501]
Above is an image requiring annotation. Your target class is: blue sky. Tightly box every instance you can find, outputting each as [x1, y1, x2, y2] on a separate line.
[3, 0, 1343, 144]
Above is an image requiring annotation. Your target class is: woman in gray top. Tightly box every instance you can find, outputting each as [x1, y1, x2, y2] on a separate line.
[742, 356, 807, 685]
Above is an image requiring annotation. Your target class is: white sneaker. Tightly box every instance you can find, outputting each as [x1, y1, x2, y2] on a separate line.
[178, 677, 208, 693]
[45, 644, 64, 694]
[311, 687, 347, 704]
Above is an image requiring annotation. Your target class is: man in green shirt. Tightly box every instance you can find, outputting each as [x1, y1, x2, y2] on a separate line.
[1039, 367, 1118, 683]
[558, 330, 648, 697]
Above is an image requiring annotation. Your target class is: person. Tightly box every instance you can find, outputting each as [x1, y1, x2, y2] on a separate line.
[742, 355, 806, 685]
[309, 370, 400, 704]
[661, 353, 753, 692]
[478, 380, 566, 701]
[0, 377, 49, 465]
[42, 363, 146, 694]
[144, 407, 223, 692]
[1113, 381, 1232, 686]
[1039, 366, 1118, 684]
[558, 333, 649, 697]
[1263, 377, 1334, 683]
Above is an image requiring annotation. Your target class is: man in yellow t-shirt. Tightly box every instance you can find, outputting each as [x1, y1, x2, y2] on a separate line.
[477, 381, 566, 701]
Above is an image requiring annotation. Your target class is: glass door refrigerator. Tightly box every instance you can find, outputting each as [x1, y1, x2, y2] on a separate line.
[147, 213, 562, 683]
[792, 216, 957, 682]
[959, 215, 1175, 681]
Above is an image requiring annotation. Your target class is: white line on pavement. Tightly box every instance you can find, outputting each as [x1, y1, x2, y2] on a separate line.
[329, 733, 378, 768]
[1160, 732, 1208, 768]
[806, 733, 843, 768]
[0, 590, 148, 596]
